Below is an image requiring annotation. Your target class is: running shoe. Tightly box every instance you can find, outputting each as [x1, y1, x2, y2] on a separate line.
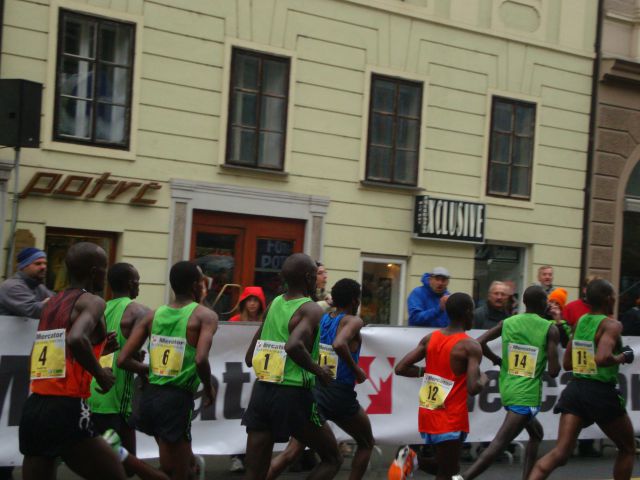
[387, 445, 417, 480]
[101, 429, 128, 462]
[229, 456, 245, 473]
[193, 454, 205, 480]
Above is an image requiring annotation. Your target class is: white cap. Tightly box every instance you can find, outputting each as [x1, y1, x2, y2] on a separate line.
[432, 267, 450, 278]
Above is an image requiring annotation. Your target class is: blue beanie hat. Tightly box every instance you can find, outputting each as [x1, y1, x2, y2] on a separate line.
[17, 247, 46, 270]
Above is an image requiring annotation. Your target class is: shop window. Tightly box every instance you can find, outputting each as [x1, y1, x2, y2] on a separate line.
[366, 75, 422, 186]
[360, 257, 406, 325]
[54, 10, 135, 148]
[474, 244, 525, 310]
[45, 228, 117, 296]
[226, 48, 290, 170]
[487, 97, 536, 199]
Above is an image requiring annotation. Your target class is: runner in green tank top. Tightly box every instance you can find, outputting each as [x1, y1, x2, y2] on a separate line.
[119, 261, 218, 480]
[455, 286, 561, 480]
[530, 280, 635, 480]
[242, 253, 341, 480]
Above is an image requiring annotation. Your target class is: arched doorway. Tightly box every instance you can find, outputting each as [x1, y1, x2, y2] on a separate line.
[619, 161, 640, 316]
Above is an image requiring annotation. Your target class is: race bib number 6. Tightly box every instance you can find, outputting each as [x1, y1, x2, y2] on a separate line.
[252, 340, 287, 383]
[150, 335, 186, 377]
[30, 329, 66, 380]
[419, 373, 454, 410]
[507, 343, 538, 378]
[318, 343, 338, 379]
[572, 340, 597, 375]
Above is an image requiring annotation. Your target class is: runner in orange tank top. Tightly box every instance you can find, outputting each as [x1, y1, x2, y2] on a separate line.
[392, 293, 487, 480]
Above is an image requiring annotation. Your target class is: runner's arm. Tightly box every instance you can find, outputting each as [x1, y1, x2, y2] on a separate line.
[120, 302, 150, 339]
[546, 324, 561, 378]
[67, 295, 107, 379]
[117, 310, 153, 376]
[332, 315, 366, 383]
[595, 319, 626, 366]
[466, 340, 487, 396]
[245, 324, 263, 368]
[476, 322, 503, 366]
[285, 303, 327, 378]
[562, 330, 574, 371]
[195, 307, 218, 389]
[394, 334, 430, 377]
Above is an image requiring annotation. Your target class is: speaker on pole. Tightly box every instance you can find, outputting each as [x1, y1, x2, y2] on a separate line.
[0, 79, 42, 148]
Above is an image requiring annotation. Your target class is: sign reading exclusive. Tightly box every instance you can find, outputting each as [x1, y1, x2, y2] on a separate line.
[413, 195, 486, 244]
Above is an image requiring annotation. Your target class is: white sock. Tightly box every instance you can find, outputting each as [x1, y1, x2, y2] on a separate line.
[117, 446, 129, 462]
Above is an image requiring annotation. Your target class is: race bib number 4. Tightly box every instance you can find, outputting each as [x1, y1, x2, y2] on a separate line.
[318, 343, 338, 379]
[507, 343, 538, 378]
[252, 340, 287, 383]
[99, 353, 115, 369]
[572, 340, 597, 375]
[150, 335, 186, 377]
[419, 373, 454, 410]
[30, 329, 66, 380]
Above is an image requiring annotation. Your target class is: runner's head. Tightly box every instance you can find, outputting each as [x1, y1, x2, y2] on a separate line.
[65, 242, 108, 293]
[523, 285, 547, 316]
[108, 263, 140, 299]
[169, 261, 203, 302]
[445, 292, 474, 330]
[586, 279, 615, 315]
[281, 253, 317, 296]
[331, 278, 361, 315]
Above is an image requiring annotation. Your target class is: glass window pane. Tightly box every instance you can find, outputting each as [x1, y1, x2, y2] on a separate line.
[626, 161, 640, 198]
[99, 22, 132, 65]
[371, 113, 393, 146]
[260, 96, 286, 132]
[234, 52, 259, 90]
[396, 118, 419, 149]
[361, 261, 402, 325]
[515, 104, 535, 136]
[372, 79, 395, 113]
[489, 163, 509, 195]
[398, 83, 420, 117]
[367, 146, 392, 181]
[97, 65, 129, 104]
[493, 100, 513, 132]
[96, 104, 126, 144]
[510, 166, 530, 197]
[61, 58, 94, 99]
[263, 59, 288, 96]
[58, 97, 92, 139]
[255, 239, 294, 304]
[258, 131, 284, 169]
[490, 132, 511, 164]
[228, 126, 256, 165]
[394, 150, 417, 185]
[513, 137, 533, 167]
[231, 92, 257, 127]
[63, 16, 95, 58]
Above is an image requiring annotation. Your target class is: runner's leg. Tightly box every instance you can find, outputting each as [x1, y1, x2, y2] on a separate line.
[61, 436, 127, 480]
[267, 438, 305, 480]
[22, 456, 56, 480]
[433, 439, 462, 480]
[527, 413, 583, 480]
[123, 455, 170, 480]
[292, 421, 342, 480]
[522, 418, 544, 480]
[597, 414, 635, 480]
[244, 430, 275, 480]
[332, 408, 374, 480]
[157, 439, 192, 480]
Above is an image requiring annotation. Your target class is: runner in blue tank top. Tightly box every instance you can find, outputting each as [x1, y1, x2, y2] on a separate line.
[267, 278, 374, 480]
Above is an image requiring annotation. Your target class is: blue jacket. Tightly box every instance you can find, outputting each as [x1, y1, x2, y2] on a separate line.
[407, 273, 450, 327]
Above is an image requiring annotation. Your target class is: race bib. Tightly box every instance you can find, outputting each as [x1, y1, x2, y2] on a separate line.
[150, 335, 186, 377]
[30, 329, 66, 380]
[99, 353, 115, 369]
[252, 340, 287, 383]
[318, 343, 338, 379]
[507, 343, 538, 378]
[419, 373, 454, 410]
[572, 340, 597, 375]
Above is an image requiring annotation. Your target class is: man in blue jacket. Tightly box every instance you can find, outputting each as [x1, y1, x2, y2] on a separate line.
[407, 267, 450, 327]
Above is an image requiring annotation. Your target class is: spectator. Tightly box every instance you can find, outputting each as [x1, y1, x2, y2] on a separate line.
[535, 265, 555, 294]
[407, 267, 450, 327]
[473, 281, 510, 329]
[0, 247, 53, 318]
[563, 274, 600, 328]
[546, 287, 571, 347]
[503, 280, 519, 316]
[229, 286, 266, 323]
[622, 297, 640, 336]
[315, 261, 332, 312]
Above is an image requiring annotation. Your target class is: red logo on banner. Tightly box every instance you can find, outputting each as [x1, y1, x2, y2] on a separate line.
[359, 356, 395, 414]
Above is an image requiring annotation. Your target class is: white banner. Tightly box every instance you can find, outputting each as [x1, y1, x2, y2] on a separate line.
[1, 317, 640, 465]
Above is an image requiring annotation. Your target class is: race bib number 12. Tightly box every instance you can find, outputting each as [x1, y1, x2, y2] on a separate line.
[30, 329, 66, 380]
[252, 340, 287, 383]
[507, 343, 538, 378]
[572, 340, 597, 375]
[318, 343, 338, 379]
[419, 373, 454, 410]
[150, 335, 186, 377]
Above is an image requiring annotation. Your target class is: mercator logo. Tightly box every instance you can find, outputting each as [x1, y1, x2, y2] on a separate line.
[358, 356, 394, 414]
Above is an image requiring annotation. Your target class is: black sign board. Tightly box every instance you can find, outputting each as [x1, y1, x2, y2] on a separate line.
[414, 195, 486, 244]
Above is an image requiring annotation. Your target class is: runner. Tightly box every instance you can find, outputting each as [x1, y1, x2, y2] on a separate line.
[266, 278, 373, 480]
[391, 292, 487, 480]
[19, 242, 126, 480]
[118, 261, 218, 480]
[242, 253, 342, 480]
[453, 285, 561, 480]
[528, 279, 635, 480]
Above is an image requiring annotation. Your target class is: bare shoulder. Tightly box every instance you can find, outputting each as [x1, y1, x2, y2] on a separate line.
[460, 337, 482, 356]
[77, 292, 106, 311]
[194, 304, 218, 324]
[602, 317, 622, 335]
[128, 301, 150, 317]
[342, 314, 364, 329]
[302, 300, 323, 315]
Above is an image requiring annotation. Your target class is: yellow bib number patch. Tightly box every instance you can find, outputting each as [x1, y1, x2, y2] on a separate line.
[30, 329, 66, 380]
[318, 343, 338, 379]
[252, 340, 287, 383]
[99, 353, 115, 369]
[572, 340, 597, 375]
[150, 335, 186, 377]
[507, 343, 538, 378]
[419, 373, 454, 410]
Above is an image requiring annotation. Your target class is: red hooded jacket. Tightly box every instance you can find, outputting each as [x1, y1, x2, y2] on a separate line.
[229, 286, 266, 322]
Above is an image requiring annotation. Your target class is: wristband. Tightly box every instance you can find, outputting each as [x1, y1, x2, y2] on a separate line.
[417, 366, 424, 377]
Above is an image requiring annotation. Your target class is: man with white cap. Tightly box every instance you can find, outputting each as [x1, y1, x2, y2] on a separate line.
[407, 267, 451, 327]
[0, 247, 53, 318]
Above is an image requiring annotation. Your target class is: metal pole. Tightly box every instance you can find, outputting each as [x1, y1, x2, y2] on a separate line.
[5, 146, 20, 278]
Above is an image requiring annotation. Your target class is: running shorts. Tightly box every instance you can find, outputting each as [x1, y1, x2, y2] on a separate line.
[133, 384, 194, 443]
[313, 381, 361, 421]
[505, 405, 541, 419]
[421, 431, 468, 445]
[19, 393, 96, 457]
[241, 381, 324, 443]
[91, 412, 132, 436]
[553, 378, 626, 427]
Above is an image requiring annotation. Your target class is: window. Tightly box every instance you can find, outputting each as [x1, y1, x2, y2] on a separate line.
[487, 97, 536, 199]
[473, 244, 525, 312]
[360, 257, 406, 325]
[366, 75, 422, 186]
[226, 48, 290, 170]
[54, 10, 135, 148]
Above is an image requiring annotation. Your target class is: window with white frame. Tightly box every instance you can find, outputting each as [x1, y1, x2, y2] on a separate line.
[360, 257, 406, 325]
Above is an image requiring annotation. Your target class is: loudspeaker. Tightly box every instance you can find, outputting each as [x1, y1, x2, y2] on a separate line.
[0, 79, 42, 148]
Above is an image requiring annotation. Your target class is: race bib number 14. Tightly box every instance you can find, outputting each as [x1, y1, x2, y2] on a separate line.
[252, 340, 287, 383]
[150, 335, 186, 377]
[507, 343, 538, 378]
[30, 329, 66, 380]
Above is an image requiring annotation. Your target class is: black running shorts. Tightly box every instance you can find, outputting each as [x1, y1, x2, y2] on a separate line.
[91, 412, 132, 435]
[554, 378, 626, 427]
[313, 381, 361, 421]
[242, 381, 324, 443]
[19, 394, 96, 457]
[133, 384, 194, 443]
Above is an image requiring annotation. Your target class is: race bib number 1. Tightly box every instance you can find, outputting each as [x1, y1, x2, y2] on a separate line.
[318, 343, 338, 379]
[572, 340, 597, 375]
[252, 340, 287, 383]
[419, 373, 454, 410]
[150, 335, 186, 377]
[30, 329, 66, 380]
[507, 343, 538, 378]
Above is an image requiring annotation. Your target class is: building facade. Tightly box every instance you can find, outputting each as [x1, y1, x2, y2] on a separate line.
[0, 0, 597, 322]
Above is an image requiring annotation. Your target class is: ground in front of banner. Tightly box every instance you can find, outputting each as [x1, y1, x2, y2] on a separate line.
[12, 440, 640, 479]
